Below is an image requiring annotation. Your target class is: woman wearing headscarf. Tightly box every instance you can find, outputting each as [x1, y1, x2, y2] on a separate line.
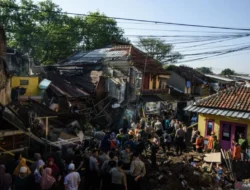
[31, 153, 44, 173]
[0, 165, 12, 190]
[110, 132, 119, 150]
[41, 168, 56, 190]
[13, 158, 31, 177]
[47, 157, 60, 179]
[100, 134, 110, 152]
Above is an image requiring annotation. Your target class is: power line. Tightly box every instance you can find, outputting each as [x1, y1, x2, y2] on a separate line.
[175, 36, 249, 50]
[179, 41, 250, 52]
[123, 28, 250, 34]
[1, 3, 250, 31]
[176, 45, 250, 63]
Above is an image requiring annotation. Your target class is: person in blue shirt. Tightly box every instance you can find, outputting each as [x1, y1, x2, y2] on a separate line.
[124, 135, 136, 152]
[191, 114, 197, 125]
[164, 118, 170, 131]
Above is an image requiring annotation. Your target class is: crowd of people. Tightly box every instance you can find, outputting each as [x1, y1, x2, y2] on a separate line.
[0, 115, 189, 190]
[0, 115, 248, 190]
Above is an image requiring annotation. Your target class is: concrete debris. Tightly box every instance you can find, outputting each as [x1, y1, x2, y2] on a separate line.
[142, 151, 234, 190]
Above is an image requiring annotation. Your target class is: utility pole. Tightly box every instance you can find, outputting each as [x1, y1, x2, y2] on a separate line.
[35, 116, 57, 159]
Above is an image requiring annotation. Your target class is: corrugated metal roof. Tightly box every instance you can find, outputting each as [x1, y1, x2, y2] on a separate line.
[184, 105, 250, 119]
[188, 106, 197, 112]
[211, 109, 219, 115]
[234, 75, 250, 81]
[63, 47, 129, 65]
[216, 110, 224, 115]
[242, 113, 250, 119]
[205, 74, 235, 82]
[183, 105, 192, 111]
[221, 110, 229, 116]
[192, 107, 200, 112]
[206, 109, 214, 114]
[226, 111, 234, 117]
[201, 108, 209, 113]
[232, 111, 239, 117]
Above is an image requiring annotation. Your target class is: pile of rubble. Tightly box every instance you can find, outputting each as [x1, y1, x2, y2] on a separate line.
[142, 151, 235, 190]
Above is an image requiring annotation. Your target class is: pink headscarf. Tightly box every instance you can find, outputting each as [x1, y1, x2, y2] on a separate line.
[41, 168, 56, 190]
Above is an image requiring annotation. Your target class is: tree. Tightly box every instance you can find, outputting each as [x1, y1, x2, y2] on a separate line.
[196, 67, 213, 74]
[79, 12, 129, 50]
[137, 38, 182, 64]
[220, 68, 235, 75]
[0, 0, 128, 65]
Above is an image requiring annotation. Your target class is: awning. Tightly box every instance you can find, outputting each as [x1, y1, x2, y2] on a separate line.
[184, 105, 250, 119]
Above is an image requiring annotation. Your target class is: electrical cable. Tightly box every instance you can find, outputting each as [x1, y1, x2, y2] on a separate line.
[1, 3, 250, 31]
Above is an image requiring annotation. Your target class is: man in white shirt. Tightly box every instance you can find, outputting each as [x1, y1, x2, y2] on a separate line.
[154, 118, 163, 137]
[131, 120, 136, 129]
[64, 163, 81, 190]
[129, 152, 146, 189]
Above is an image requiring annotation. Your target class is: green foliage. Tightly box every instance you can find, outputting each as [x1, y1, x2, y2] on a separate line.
[196, 67, 213, 74]
[0, 0, 128, 65]
[82, 12, 128, 50]
[137, 37, 182, 64]
[220, 68, 235, 75]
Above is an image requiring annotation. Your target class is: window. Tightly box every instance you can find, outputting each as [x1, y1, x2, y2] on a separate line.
[20, 80, 29, 85]
[221, 123, 231, 141]
[206, 120, 214, 136]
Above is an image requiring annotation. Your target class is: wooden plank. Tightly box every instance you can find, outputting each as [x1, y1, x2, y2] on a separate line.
[204, 152, 221, 163]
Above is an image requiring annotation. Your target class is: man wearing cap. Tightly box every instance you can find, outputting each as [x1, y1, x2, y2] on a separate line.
[64, 163, 80, 190]
[14, 167, 30, 190]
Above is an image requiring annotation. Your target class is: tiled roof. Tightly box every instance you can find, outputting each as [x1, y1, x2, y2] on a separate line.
[166, 65, 210, 84]
[197, 86, 250, 112]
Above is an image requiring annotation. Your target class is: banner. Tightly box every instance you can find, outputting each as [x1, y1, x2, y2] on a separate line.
[144, 102, 161, 115]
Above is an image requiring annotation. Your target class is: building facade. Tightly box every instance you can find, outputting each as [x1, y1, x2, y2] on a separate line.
[184, 85, 250, 150]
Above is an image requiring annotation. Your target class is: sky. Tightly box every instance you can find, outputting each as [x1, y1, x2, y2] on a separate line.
[30, 0, 250, 74]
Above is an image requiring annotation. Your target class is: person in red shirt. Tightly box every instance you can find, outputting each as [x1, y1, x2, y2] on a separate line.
[233, 139, 241, 161]
[195, 131, 204, 153]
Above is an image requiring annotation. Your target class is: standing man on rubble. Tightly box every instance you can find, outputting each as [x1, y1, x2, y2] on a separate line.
[122, 117, 129, 134]
[154, 118, 163, 137]
[238, 133, 248, 162]
[195, 131, 204, 153]
[94, 127, 105, 142]
[175, 125, 185, 155]
[89, 149, 100, 190]
[190, 126, 198, 151]
[129, 152, 146, 190]
[206, 131, 216, 152]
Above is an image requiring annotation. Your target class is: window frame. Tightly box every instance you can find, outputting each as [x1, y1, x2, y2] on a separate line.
[205, 119, 214, 137]
[20, 80, 29, 85]
[221, 122, 232, 141]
